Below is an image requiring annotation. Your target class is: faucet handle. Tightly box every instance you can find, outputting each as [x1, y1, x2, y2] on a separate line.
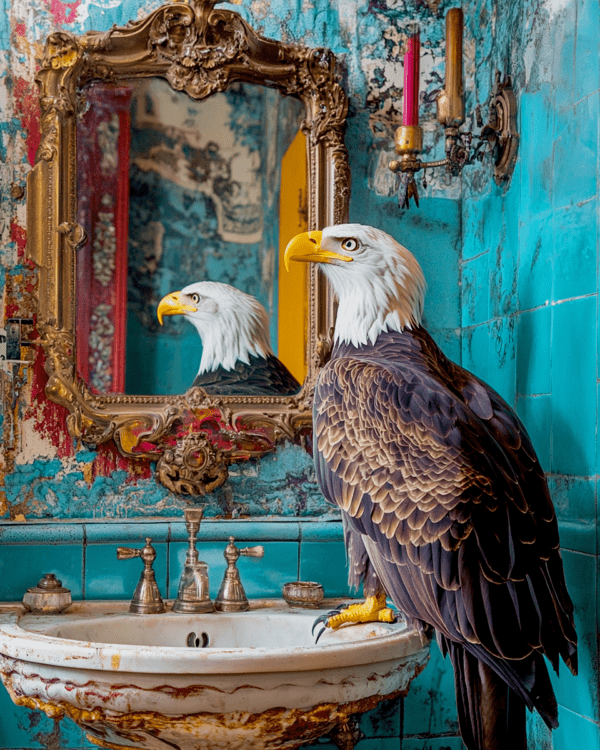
[239, 544, 264, 559]
[116, 538, 165, 615]
[215, 537, 264, 612]
[116, 546, 142, 560]
[117, 538, 157, 564]
[223, 537, 264, 563]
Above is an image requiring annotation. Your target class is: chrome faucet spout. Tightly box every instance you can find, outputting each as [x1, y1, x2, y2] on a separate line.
[172, 507, 214, 614]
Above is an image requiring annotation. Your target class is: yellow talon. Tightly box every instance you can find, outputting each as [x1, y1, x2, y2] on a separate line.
[328, 593, 395, 629]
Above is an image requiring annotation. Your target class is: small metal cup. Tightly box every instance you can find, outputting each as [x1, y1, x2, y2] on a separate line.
[282, 581, 324, 609]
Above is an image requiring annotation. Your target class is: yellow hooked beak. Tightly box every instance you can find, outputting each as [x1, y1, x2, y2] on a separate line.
[283, 230, 354, 272]
[157, 291, 197, 325]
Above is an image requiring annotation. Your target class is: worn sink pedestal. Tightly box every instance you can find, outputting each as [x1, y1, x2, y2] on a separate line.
[0, 599, 430, 750]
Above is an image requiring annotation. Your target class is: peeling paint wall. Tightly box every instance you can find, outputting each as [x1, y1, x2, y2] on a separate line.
[0, 0, 460, 522]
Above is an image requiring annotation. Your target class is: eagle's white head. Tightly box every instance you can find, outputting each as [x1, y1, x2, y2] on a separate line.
[157, 281, 272, 374]
[284, 224, 426, 347]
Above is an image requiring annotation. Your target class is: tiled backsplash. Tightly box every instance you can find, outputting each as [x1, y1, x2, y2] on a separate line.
[0, 518, 353, 605]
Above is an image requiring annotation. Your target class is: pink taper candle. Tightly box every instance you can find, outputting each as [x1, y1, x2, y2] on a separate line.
[402, 27, 420, 126]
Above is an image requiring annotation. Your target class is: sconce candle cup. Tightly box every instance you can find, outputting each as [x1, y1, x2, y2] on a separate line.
[26, 0, 350, 495]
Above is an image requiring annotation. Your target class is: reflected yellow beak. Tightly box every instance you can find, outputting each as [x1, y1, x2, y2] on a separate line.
[284, 230, 354, 272]
[157, 291, 197, 325]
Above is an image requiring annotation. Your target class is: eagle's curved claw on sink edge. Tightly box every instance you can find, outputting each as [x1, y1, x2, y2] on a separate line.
[312, 603, 352, 642]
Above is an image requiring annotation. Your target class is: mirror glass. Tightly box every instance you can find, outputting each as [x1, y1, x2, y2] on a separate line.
[76, 78, 306, 397]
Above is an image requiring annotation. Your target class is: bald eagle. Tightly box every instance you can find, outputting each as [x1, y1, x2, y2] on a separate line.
[285, 224, 577, 750]
[157, 281, 301, 396]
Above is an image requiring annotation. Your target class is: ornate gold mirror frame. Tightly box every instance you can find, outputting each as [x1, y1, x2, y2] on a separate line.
[26, 0, 349, 495]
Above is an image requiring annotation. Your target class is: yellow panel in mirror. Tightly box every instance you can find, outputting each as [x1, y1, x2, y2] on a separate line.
[278, 129, 308, 385]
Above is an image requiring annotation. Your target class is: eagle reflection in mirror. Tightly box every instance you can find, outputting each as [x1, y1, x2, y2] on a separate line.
[157, 281, 301, 396]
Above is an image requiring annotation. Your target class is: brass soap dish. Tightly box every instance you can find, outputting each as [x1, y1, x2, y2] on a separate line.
[282, 581, 324, 609]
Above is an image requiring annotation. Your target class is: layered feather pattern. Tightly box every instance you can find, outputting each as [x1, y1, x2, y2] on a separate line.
[314, 326, 577, 747]
[193, 352, 300, 396]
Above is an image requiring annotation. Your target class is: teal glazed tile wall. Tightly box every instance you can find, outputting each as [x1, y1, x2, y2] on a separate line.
[0, 519, 352, 607]
[0, 525, 84, 602]
[461, 0, 600, 745]
[1, 0, 462, 743]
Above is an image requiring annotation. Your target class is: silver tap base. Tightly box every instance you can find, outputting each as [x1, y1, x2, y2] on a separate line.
[214, 599, 249, 612]
[129, 600, 166, 615]
[172, 599, 214, 614]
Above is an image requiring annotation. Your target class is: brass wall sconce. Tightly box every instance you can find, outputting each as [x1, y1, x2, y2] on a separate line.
[389, 8, 519, 208]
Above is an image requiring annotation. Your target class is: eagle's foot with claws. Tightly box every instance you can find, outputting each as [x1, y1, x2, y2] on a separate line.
[312, 593, 396, 642]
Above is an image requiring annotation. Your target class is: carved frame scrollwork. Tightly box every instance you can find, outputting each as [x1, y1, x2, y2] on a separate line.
[27, 0, 349, 495]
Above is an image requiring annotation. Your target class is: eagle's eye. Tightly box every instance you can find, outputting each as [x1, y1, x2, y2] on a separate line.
[341, 238, 358, 252]
[190, 293, 200, 304]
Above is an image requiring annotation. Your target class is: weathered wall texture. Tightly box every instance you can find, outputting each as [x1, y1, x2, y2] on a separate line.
[0, 0, 459, 521]
[460, 0, 600, 746]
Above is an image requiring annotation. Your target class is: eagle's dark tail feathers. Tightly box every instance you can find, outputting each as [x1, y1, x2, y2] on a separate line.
[445, 640, 558, 750]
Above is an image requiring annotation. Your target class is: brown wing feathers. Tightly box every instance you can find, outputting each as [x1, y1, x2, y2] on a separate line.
[314, 326, 577, 737]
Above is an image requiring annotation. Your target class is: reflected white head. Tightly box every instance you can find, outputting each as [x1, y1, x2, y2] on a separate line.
[157, 281, 272, 374]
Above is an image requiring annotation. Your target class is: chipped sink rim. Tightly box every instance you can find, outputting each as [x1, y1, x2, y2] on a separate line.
[0, 598, 429, 675]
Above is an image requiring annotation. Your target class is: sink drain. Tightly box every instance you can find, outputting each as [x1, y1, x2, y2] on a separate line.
[186, 631, 209, 648]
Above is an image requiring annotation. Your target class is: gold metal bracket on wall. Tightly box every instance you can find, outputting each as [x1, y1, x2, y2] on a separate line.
[479, 72, 519, 186]
[390, 71, 519, 208]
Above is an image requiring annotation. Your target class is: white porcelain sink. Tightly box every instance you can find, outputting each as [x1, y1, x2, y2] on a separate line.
[0, 599, 430, 750]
